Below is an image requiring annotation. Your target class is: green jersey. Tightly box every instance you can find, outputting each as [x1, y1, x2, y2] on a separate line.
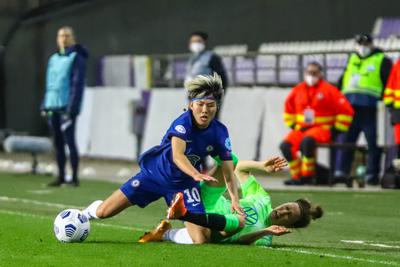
[201, 176, 274, 246]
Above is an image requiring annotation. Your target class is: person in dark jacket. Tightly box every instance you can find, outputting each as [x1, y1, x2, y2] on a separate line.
[185, 31, 228, 120]
[185, 31, 228, 90]
[42, 26, 88, 187]
[334, 34, 392, 186]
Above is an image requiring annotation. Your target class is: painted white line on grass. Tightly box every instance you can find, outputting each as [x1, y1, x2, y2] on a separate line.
[369, 244, 400, 249]
[341, 240, 400, 249]
[271, 247, 399, 266]
[0, 209, 148, 232]
[0, 195, 83, 209]
[341, 240, 365, 244]
[27, 189, 53, 195]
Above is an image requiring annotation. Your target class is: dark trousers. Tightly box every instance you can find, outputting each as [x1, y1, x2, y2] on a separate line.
[48, 112, 79, 182]
[335, 106, 381, 181]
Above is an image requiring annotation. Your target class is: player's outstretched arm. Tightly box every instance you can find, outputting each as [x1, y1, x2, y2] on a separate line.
[171, 137, 218, 182]
[234, 225, 291, 245]
[221, 160, 244, 215]
[235, 157, 287, 184]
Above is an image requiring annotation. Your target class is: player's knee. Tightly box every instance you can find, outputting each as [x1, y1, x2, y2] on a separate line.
[95, 203, 110, 219]
[191, 229, 211, 244]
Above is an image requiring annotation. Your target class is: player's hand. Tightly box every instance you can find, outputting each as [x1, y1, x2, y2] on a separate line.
[265, 225, 291, 236]
[192, 173, 218, 182]
[263, 157, 287, 173]
[231, 200, 245, 216]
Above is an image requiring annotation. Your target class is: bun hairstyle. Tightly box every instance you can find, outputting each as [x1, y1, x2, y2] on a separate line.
[185, 73, 224, 105]
[293, 198, 323, 228]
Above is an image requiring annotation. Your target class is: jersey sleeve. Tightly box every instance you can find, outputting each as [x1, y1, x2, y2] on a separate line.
[166, 114, 192, 142]
[254, 235, 273, 246]
[213, 124, 233, 161]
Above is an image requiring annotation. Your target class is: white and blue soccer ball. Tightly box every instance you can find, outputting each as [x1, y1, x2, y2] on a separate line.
[54, 209, 90, 243]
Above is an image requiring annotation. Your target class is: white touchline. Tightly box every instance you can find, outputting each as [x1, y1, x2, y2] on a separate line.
[341, 240, 400, 249]
[0, 209, 148, 232]
[269, 247, 399, 266]
[0, 195, 83, 209]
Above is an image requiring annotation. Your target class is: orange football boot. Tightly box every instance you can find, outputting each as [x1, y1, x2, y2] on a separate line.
[138, 220, 172, 243]
[166, 192, 187, 219]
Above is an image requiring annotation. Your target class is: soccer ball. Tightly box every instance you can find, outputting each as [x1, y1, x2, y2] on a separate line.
[54, 209, 90, 243]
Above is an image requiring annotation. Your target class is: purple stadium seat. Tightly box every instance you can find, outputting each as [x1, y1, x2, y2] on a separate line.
[173, 60, 187, 80]
[374, 18, 400, 38]
[235, 56, 255, 84]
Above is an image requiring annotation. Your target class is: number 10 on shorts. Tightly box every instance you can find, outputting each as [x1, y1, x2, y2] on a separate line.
[183, 188, 201, 203]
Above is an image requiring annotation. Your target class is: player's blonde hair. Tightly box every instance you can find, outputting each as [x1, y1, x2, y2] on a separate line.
[185, 73, 224, 103]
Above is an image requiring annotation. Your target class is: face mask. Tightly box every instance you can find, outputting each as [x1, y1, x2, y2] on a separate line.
[190, 42, 205, 54]
[305, 75, 319, 86]
[357, 45, 372, 57]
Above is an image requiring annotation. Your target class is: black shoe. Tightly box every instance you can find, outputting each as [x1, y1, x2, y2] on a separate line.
[284, 179, 304, 186]
[346, 177, 354, 188]
[48, 179, 64, 187]
[332, 176, 352, 187]
[366, 179, 379, 186]
[66, 180, 80, 187]
[300, 176, 315, 185]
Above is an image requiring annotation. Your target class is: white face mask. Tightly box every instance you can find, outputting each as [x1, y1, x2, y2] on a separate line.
[190, 42, 205, 54]
[305, 75, 319, 86]
[357, 45, 372, 57]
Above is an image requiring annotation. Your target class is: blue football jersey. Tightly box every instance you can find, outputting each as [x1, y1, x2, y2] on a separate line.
[139, 110, 232, 185]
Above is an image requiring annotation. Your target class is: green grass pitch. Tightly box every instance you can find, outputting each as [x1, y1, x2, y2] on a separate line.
[0, 172, 399, 266]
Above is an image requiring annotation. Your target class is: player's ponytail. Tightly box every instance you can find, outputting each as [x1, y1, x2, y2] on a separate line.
[310, 205, 323, 220]
[292, 198, 323, 228]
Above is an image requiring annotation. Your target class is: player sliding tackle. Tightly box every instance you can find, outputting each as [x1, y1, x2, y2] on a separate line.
[140, 157, 323, 245]
[81, 73, 245, 240]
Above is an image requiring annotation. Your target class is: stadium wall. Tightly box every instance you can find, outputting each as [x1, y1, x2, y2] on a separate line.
[78, 87, 389, 163]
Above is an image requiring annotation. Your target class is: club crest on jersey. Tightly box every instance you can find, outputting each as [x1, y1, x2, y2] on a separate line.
[225, 138, 232, 150]
[317, 92, 324, 100]
[244, 206, 258, 225]
[175, 125, 186, 134]
[206, 145, 214, 152]
[187, 154, 201, 166]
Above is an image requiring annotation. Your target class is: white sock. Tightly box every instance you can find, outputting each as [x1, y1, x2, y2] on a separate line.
[163, 228, 193, 244]
[82, 200, 103, 220]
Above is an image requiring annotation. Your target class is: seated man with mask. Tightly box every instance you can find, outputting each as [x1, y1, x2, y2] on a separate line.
[280, 62, 354, 185]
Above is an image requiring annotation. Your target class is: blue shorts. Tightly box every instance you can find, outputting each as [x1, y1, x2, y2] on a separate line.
[120, 171, 205, 213]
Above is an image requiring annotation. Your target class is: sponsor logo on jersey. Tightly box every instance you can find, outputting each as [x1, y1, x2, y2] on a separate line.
[187, 154, 201, 166]
[175, 125, 186, 134]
